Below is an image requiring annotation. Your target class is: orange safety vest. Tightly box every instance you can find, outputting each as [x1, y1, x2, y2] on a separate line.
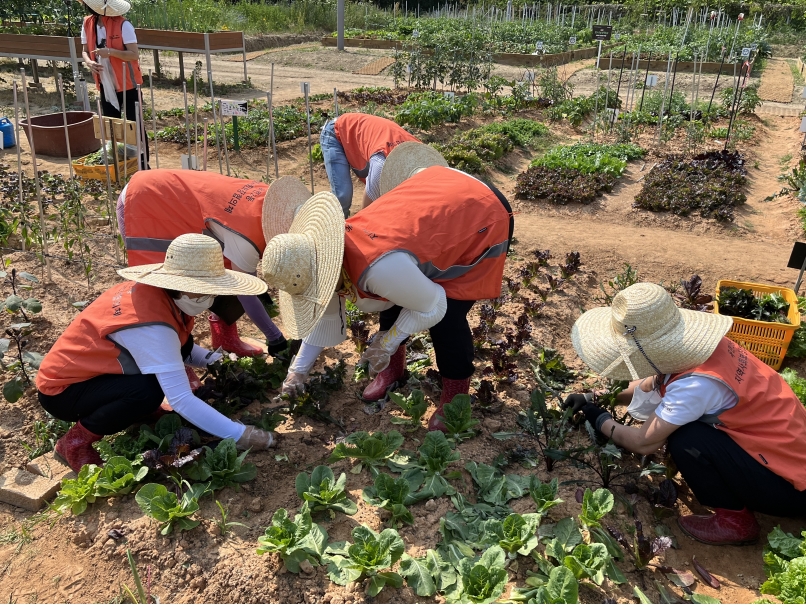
[123, 170, 268, 266]
[83, 15, 143, 92]
[36, 281, 194, 396]
[333, 114, 419, 181]
[661, 337, 806, 491]
[343, 166, 511, 301]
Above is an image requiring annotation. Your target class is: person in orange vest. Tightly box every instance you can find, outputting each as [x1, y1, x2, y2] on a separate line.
[118, 170, 310, 358]
[563, 283, 806, 546]
[319, 112, 419, 217]
[79, 0, 148, 168]
[262, 142, 514, 431]
[36, 234, 279, 472]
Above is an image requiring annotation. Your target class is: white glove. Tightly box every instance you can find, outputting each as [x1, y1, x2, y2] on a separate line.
[361, 338, 393, 376]
[235, 425, 277, 451]
[281, 371, 309, 396]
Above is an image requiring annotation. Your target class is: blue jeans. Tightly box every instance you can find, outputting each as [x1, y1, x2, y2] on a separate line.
[320, 120, 353, 218]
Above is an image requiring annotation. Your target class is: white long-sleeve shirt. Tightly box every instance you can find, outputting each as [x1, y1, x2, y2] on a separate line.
[108, 326, 245, 440]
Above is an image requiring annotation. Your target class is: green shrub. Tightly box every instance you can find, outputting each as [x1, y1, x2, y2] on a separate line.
[394, 92, 478, 131]
[530, 143, 644, 177]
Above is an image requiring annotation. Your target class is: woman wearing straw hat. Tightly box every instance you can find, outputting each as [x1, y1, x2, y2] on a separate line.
[320, 113, 419, 217]
[119, 170, 310, 359]
[36, 234, 279, 472]
[565, 282, 806, 546]
[79, 0, 148, 168]
[263, 142, 514, 431]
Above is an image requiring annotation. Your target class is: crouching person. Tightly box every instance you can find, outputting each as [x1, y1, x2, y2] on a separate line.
[36, 234, 278, 472]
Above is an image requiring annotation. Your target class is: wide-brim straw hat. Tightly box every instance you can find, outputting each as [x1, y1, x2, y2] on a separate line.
[571, 282, 733, 381]
[261, 192, 344, 339]
[82, 0, 131, 17]
[261, 176, 311, 244]
[117, 233, 267, 296]
[379, 142, 448, 196]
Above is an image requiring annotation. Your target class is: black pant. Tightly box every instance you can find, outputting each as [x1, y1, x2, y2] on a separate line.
[38, 373, 164, 436]
[210, 292, 274, 326]
[99, 84, 150, 170]
[380, 299, 475, 380]
[668, 421, 806, 517]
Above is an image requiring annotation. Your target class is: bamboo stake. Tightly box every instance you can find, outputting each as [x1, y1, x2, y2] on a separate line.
[96, 100, 120, 264]
[56, 74, 74, 179]
[19, 71, 52, 279]
[193, 72, 199, 165]
[182, 81, 191, 162]
[12, 82, 27, 252]
[149, 69, 159, 168]
[302, 82, 314, 194]
[122, 66, 127, 182]
[203, 117, 209, 171]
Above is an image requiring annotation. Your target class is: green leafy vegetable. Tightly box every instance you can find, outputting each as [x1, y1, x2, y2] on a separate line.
[140, 413, 184, 452]
[579, 488, 614, 528]
[388, 431, 461, 500]
[480, 512, 541, 558]
[760, 525, 806, 603]
[563, 542, 609, 585]
[53, 464, 102, 515]
[528, 476, 562, 516]
[511, 566, 579, 604]
[399, 549, 458, 597]
[438, 394, 479, 442]
[446, 545, 509, 604]
[717, 287, 792, 324]
[465, 461, 530, 506]
[256, 502, 329, 572]
[388, 389, 428, 429]
[781, 368, 806, 406]
[295, 465, 357, 516]
[323, 525, 405, 597]
[185, 438, 256, 491]
[328, 430, 405, 476]
[362, 472, 418, 526]
[93, 456, 149, 497]
[135, 482, 208, 535]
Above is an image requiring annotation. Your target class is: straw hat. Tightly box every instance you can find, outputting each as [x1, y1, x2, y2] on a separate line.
[261, 176, 311, 245]
[261, 192, 344, 339]
[82, 0, 131, 17]
[117, 234, 267, 296]
[571, 283, 733, 381]
[379, 142, 448, 196]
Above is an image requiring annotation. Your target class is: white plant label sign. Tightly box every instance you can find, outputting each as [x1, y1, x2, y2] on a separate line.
[219, 100, 248, 117]
[569, 36, 577, 45]
[645, 74, 658, 88]
[741, 47, 751, 57]
[536, 41, 544, 51]
[443, 91, 455, 100]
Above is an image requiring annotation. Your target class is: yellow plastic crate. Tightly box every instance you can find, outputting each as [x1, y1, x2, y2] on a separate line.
[72, 155, 138, 182]
[714, 280, 801, 370]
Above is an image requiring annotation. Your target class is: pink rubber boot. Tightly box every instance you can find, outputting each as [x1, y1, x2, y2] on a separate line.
[209, 314, 262, 358]
[362, 345, 406, 402]
[427, 377, 471, 432]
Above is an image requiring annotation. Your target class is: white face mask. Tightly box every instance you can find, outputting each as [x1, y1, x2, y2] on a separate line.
[627, 378, 663, 421]
[175, 294, 214, 316]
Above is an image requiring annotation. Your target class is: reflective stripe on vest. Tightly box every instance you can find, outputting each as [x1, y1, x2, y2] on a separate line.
[662, 337, 806, 490]
[126, 230, 218, 253]
[344, 166, 511, 301]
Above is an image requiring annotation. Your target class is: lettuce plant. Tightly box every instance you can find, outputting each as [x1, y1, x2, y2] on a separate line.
[760, 526, 806, 603]
[437, 394, 479, 443]
[563, 542, 609, 585]
[578, 488, 614, 529]
[480, 512, 541, 558]
[529, 476, 562, 516]
[511, 566, 579, 604]
[446, 545, 509, 604]
[323, 525, 405, 597]
[399, 549, 458, 597]
[93, 456, 148, 497]
[135, 482, 208, 535]
[388, 389, 428, 429]
[362, 473, 418, 526]
[256, 503, 329, 573]
[53, 464, 102, 515]
[465, 461, 530, 506]
[295, 465, 357, 517]
[185, 438, 256, 491]
[387, 431, 462, 500]
[328, 430, 404, 476]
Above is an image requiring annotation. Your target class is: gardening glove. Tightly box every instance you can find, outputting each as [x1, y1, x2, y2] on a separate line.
[281, 371, 309, 396]
[563, 393, 612, 433]
[236, 425, 277, 451]
[562, 392, 594, 412]
[361, 327, 409, 376]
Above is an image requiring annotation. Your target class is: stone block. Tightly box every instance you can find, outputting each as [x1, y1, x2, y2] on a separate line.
[0, 468, 61, 511]
[26, 451, 76, 482]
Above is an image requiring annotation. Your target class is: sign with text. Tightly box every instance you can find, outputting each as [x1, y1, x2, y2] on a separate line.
[592, 24, 613, 41]
[741, 47, 751, 57]
[219, 100, 248, 117]
[569, 36, 577, 45]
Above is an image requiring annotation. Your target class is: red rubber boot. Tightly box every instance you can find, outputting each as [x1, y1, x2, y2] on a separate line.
[362, 345, 406, 402]
[55, 422, 103, 472]
[209, 314, 262, 358]
[678, 508, 760, 545]
[428, 377, 471, 432]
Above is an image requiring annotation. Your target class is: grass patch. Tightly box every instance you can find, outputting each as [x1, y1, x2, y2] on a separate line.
[788, 60, 806, 86]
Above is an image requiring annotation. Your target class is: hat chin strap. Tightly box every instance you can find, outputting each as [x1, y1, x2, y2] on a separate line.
[602, 325, 663, 380]
[602, 345, 641, 380]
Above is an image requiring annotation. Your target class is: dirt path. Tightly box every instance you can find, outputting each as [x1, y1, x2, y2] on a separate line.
[758, 57, 795, 103]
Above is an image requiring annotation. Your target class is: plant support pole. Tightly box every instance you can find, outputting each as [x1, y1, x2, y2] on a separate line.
[707, 49, 727, 115]
[302, 82, 314, 194]
[609, 45, 628, 131]
[182, 81, 191, 162]
[20, 71, 52, 279]
[203, 117, 209, 172]
[149, 69, 159, 168]
[193, 73, 199, 165]
[122, 66, 127, 182]
[12, 82, 27, 252]
[57, 74, 74, 179]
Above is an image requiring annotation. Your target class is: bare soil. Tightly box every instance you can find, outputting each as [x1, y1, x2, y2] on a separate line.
[758, 58, 795, 103]
[0, 49, 805, 605]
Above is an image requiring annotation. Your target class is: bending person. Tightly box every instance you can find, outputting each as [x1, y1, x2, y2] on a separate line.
[36, 234, 278, 472]
[319, 112, 418, 217]
[119, 170, 310, 357]
[564, 282, 806, 545]
[264, 143, 514, 431]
